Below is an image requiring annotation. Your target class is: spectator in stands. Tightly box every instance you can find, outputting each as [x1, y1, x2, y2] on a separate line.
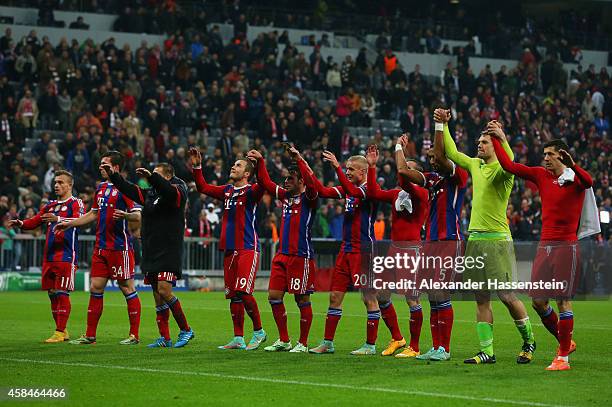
[16, 89, 38, 137]
[69, 16, 89, 30]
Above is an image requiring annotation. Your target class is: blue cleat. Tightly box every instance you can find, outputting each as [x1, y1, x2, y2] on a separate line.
[147, 337, 173, 348]
[174, 329, 195, 348]
[246, 329, 267, 351]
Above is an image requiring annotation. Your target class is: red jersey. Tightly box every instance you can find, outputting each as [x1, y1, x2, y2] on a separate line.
[192, 167, 265, 251]
[21, 197, 84, 263]
[423, 166, 468, 241]
[298, 160, 377, 253]
[367, 167, 429, 241]
[92, 181, 140, 250]
[493, 138, 593, 241]
[255, 158, 318, 258]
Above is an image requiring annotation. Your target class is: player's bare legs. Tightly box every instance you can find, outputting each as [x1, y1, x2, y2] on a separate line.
[157, 279, 193, 348]
[70, 277, 107, 344]
[117, 279, 141, 344]
[396, 296, 422, 358]
[376, 290, 406, 356]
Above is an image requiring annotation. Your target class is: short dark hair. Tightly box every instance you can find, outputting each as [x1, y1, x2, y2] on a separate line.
[155, 162, 175, 178]
[101, 150, 124, 170]
[54, 169, 74, 183]
[543, 139, 569, 152]
[287, 165, 302, 180]
[406, 158, 424, 172]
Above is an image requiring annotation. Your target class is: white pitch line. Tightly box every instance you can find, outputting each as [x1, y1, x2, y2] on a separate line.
[21, 300, 612, 330]
[0, 357, 572, 407]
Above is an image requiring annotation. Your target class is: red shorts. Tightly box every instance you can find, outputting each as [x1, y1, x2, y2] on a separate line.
[269, 253, 316, 294]
[224, 250, 259, 299]
[90, 248, 135, 280]
[377, 243, 421, 297]
[42, 261, 76, 291]
[331, 251, 372, 292]
[530, 242, 581, 299]
[144, 272, 177, 286]
[418, 240, 465, 288]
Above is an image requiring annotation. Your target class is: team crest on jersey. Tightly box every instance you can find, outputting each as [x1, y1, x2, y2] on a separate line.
[61, 206, 67, 212]
[294, 197, 301, 205]
[153, 197, 160, 205]
[112, 190, 118, 197]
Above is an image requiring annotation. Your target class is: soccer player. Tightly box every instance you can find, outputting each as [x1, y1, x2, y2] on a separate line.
[395, 119, 469, 361]
[300, 151, 381, 355]
[491, 124, 592, 370]
[8, 170, 84, 343]
[57, 151, 142, 345]
[190, 147, 267, 350]
[439, 110, 536, 364]
[104, 162, 194, 348]
[364, 145, 429, 357]
[247, 147, 317, 353]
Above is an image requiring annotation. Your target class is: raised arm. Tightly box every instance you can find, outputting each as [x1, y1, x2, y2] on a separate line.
[287, 146, 318, 200]
[147, 171, 185, 208]
[366, 164, 395, 203]
[189, 147, 226, 200]
[491, 136, 539, 182]
[247, 150, 287, 200]
[395, 135, 426, 186]
[297, 155, 344, 199]
[557, 149, 594, 189]
[432, 109, 456, 176]
[108, 170, 146, 205]
[323, 150, 365, 198]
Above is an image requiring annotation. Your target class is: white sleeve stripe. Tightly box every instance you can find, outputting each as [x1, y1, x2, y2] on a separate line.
[275, 185, 279, 200]
[332, 187, 342, 198]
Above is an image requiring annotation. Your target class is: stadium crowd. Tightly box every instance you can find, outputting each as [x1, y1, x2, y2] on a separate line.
[0, 3, 610, 269]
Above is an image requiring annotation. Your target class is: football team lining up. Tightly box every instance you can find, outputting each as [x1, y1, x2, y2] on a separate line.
[7, 108, 592, 372]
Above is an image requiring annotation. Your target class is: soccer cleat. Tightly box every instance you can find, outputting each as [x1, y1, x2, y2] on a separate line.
[147, 337, 173, 348]
[69, 335, 96, 345]
[381, 338, 406, 356]
[174, 329, 195, 348]
[415, 347, 437, 360]
[395, 346, 420, 358]
[218, 336, 247, 350]
[429, 346, 451, 361]
[309, 340, 335, 354]
[557, 340, 577, 356]
[246, 329, 267, 351]
[44, 331, 67, 343]
[350, 343, 376, 355]
[517, 342, 536, 364]
[264, 339, 292, 352]
[546, 356, 571, 371]
[289, 343, 309, 353]
[464, 351, 496, 364]
[119, 334, 140, 345]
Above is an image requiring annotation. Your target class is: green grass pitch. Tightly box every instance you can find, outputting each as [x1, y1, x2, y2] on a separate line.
[1, 291, 611, 406]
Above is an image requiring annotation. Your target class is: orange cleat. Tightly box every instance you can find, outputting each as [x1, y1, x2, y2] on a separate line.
[546, 356, 571, 371]
[557, 340, 576, 356]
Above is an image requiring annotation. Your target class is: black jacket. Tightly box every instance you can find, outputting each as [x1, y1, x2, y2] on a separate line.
[110, 172, 187, 277]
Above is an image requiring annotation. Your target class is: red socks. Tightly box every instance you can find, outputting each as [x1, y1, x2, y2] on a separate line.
[380, 301, 403, 341]
[55, 291, 71, 332]
[86, 292, 104, 338]
[298, 301, 313, 346]
[537, 305, 559, 339]
[230, 297, 245, 337]
[366, 310, 381, 345]
[49, 292, 59, 326]
[436, 301, 454, 352]
[324, 307, 342, 341]
[429, 301, 440, 349]
[558, 311, 574, 357]
[409, 304, 423, 352]
[167, 297, 190, 331]
[124, 291, 141, 338]
[241, 294, 262, 331]
[270, 300, 289, 342]
[155, 304, 171, 340]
